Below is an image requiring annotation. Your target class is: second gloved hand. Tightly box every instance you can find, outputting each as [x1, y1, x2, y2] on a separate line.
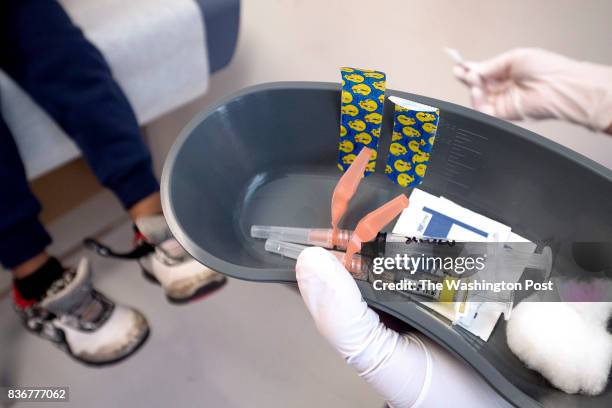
[453, 48, 612, 132]
[296, 247, 509, 408]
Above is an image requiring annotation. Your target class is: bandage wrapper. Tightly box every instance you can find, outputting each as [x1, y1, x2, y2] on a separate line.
[386, 96, 440, 187]
[338, 67, 386, 175]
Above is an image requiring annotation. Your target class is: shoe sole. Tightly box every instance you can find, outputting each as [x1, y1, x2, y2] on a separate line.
[24, 319, 150, 367]
[141, 267, 227, 304]
[78, 325, 150, 367]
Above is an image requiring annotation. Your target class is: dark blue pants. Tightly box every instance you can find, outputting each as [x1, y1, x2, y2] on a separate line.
[0, 0, 159, 269]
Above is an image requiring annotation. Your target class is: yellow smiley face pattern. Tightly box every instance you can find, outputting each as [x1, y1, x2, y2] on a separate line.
[338, 67, 386, 175]
[386, 103, 440, 188]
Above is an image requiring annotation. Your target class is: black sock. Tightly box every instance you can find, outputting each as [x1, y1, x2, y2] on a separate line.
[13, 257, 65, 301]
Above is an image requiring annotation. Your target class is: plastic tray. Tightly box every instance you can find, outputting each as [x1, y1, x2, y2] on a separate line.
[162, 82, 612, 407]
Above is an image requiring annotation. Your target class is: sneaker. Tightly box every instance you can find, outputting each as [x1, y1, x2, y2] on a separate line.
[85, 215, 226, 303]
[14, 258, 149, 365]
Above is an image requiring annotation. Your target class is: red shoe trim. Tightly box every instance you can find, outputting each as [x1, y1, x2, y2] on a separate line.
[12, 283, 37, 309]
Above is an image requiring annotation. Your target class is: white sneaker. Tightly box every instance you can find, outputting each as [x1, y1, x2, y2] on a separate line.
[85, 215, 227, 303]
[138, 236, 227, 302]
[15, 258, 149, 365]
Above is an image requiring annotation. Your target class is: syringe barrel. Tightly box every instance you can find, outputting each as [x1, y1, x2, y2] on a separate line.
[264, 239, 305, 260]
[252, 225, 352, 249]
[263, 239, 368, 279]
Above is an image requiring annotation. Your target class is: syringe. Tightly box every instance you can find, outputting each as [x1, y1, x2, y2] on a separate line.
[264, 239, 369, 280]
[264, 238, 459, 302]
[264, 236, 553, 322]
[252, 225, 353, 249]
[253, 225, 458, 252]
[253, 225, 553, 278]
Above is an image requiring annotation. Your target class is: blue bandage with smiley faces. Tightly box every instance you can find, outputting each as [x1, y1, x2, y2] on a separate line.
[338, 67, 386, 176]
[385, 96, 440, 188]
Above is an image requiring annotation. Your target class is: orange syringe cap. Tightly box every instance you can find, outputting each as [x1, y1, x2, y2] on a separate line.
[343, 194, 409, 269]
[331, 147, 372, 246]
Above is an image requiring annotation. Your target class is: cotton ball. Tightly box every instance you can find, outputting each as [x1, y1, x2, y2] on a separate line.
[506, 302, 612, 396]
[568, 302, 612, 328]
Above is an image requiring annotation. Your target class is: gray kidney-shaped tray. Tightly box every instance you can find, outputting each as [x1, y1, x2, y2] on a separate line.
[162, 82, 612, 407]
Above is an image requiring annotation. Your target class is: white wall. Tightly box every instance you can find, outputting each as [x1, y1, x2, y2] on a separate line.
[148, 0, 612, 172]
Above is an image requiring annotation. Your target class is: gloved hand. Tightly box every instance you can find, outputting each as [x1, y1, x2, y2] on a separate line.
[296, 247, 509, 408]
[453, 48, 612, 133]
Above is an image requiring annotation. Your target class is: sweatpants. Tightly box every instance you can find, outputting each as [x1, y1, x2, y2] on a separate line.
[0, 0, 159, 269]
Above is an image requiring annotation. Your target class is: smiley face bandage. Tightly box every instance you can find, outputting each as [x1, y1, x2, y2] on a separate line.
[385, 96, 440, 188]
[338, 67, 386, 175]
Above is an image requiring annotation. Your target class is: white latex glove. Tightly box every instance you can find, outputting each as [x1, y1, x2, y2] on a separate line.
[453, 48, 612, 132]
[296, 247, 510, 408]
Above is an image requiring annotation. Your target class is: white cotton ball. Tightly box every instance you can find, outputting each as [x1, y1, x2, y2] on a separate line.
[568, 302, 612, 328]
[506, 302, 612, 396]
